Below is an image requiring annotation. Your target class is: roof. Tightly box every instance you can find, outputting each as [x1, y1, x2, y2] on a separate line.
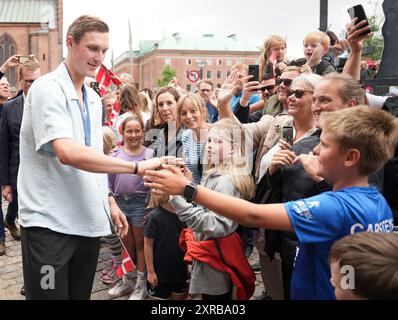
[156, 33, 259, 52]
[114, 33, 260, 64]
[0, 0, 58, 28]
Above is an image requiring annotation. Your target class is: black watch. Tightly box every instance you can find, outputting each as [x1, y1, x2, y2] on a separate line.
[182, 183, 197, 203]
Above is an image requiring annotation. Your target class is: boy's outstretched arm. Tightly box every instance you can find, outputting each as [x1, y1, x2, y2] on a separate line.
[144, 165, 293, 232]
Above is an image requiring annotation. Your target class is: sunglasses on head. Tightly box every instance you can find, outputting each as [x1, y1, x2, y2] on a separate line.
[260, 85, 276, 92]
[286, 89, 313, 99]
[276, 77, 293, 87]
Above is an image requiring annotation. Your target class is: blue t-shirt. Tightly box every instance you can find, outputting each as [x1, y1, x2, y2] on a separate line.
[284, 186, 394, 300]
[230, 92, 261, 112]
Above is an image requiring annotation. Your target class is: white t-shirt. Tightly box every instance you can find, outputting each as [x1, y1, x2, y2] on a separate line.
[18, 63, 111, 237]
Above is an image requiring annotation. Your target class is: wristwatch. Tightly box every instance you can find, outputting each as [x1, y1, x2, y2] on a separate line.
[182, 183, 197, 203]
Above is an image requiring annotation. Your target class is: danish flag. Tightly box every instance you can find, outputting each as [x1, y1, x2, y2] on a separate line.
[116, 247, 135, 278]
[96, 64, 123, 87]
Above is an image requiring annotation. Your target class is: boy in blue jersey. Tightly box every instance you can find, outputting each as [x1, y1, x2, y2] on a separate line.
[143, 106, 398, 300]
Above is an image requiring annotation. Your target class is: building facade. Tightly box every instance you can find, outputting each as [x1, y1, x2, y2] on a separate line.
[0, 0, 63, 92]
[114, 33, 260, 92]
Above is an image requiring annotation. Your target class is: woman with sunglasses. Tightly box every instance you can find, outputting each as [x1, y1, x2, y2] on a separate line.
[260, 73, 332, 300]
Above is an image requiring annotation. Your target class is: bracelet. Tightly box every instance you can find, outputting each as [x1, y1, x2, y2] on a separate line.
[132, 161, 138, 175]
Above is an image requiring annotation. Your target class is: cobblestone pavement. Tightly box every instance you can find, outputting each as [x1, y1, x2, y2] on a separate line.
[1, 200, 264, 300]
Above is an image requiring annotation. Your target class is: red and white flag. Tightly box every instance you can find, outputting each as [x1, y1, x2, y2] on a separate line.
[96, 64, 123, 87]
[116, 247, 135, 278]
[269, 50, 278, 79]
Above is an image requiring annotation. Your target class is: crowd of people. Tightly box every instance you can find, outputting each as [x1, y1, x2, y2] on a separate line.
[0, 14, 398, 301]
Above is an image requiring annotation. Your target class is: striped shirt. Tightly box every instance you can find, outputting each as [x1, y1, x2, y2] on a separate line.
[181, 130, 206, 185]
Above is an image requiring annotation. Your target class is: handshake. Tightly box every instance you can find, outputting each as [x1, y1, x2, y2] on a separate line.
[139, 156, 192, 197]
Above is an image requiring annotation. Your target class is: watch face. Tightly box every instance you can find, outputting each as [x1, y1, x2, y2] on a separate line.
[183, 184, 196, 201]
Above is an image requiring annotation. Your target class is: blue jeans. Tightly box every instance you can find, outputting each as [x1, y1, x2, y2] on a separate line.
[114, 194, 147, 228]
[0, 190, 19, 240]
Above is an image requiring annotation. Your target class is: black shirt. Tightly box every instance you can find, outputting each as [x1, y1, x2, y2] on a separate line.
[144, 207, 188, 284]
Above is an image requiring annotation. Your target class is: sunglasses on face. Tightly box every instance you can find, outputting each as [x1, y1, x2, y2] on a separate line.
[260, 85, 276, 92]
[286, 89, 313, 99]
[276, 77, 293, 87]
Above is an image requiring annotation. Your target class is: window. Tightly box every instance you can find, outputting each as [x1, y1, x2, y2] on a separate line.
[186, 84, 191, 92]
[186, 59, 192, 65]
[207, 59, 212, 66]
[226, 60, 232, 66]
[218, 60, 222, 65]
[206, 71, 211, 78]
[186, 70, 189, 79]
[217, 71, 222, 79]
[0, 34, 16, 89]
[165, 58, 171, 65]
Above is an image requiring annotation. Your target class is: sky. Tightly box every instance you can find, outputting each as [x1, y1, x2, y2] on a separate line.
[63, 0, 384, 66]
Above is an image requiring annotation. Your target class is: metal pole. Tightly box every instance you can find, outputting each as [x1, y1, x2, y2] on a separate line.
[319, 0, 328, 32]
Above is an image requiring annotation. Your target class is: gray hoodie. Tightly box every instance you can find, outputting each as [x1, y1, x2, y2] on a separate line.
[170, 171, 241, 296]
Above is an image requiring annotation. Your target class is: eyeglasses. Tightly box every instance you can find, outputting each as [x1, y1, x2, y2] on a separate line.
[276, 77, 293, 87]
[260, 85, 276, 92]
[287, 89, 313, 99]
[24, 79, 35, 85]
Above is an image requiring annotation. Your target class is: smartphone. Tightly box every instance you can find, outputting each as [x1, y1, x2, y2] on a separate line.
[248, 65, 259, 82]
[347, 5, 371, 36]
[280, 125, 294, 145]
[17, 55, 35, 64]
[90, 81, 100, 91]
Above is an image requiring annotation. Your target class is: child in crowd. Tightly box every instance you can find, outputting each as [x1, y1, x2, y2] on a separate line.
[144, 189, 189, 300]
[108, 116, 155, 300]
[144, 106, 398, 300]
[149, 118, 256, 300]
[303, 31, 335, 75]
[100, 127, 123, 285]
[329, 232, 398, 300]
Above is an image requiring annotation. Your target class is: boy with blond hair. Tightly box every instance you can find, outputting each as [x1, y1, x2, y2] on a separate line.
[144, 106, 398, 300]
[329, 232, 398, 300]
[303, 31, 335, 75]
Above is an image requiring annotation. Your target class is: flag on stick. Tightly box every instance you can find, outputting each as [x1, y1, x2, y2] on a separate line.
[116, 244, 135, 278]
[96, 64, 123, 87]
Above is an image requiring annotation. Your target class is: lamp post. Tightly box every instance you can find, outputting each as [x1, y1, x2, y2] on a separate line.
[196, 60, 207, 80]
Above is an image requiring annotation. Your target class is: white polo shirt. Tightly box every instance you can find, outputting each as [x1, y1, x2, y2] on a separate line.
[18, 63, 112, 237]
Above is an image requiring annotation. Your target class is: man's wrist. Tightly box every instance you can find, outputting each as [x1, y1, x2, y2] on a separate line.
[239, 97, 249, 107]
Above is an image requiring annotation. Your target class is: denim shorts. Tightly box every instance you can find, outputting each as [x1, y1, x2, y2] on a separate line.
[114, 194, 148, 228]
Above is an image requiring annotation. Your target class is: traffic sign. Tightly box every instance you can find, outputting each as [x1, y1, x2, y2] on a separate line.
[188, 70, 201, 83]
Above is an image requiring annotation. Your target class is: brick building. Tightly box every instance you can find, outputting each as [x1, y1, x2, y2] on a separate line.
[113, 33, 260, 92]
[0, 0, 63, 92]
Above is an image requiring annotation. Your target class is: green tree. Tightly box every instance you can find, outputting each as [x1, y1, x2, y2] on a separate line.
[362, 1, 384, 61]
[157, 65, 177, 87]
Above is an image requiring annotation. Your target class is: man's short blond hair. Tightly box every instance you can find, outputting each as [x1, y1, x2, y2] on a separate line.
[231, 63, 248, 75]
[303, 31, 331, 49]
[320, 106, 398, 176]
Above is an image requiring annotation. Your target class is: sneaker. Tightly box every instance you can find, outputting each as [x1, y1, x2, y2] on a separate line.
[0, 239, 5, 256]
[108, 276, 135, 298]
[4, 221, 20, 240]
[128, 287, 147, 300]
[244, 246, 254, 259]
[250, 261, 261, 273]
[255, 291, 273, 300]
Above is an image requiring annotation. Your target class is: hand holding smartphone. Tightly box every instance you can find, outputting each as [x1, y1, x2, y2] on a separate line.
[17, 55, 35, 64]
[347, 4, 371, 36]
